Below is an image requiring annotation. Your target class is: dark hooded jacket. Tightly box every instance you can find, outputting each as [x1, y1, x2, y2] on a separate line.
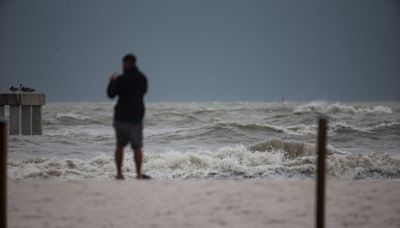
[107, 67, 147, 123]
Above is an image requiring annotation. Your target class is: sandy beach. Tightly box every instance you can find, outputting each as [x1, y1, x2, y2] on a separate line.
[8, 179, 400, 228]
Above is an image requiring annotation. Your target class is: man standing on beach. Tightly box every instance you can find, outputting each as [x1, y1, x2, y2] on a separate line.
[107, 54, 150, 179]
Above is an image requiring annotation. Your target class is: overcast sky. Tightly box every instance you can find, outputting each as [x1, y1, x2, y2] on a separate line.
[0, 0, 399, 102]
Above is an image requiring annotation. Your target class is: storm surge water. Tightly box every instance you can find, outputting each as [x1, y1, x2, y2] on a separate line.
[7, 101, 400, 180]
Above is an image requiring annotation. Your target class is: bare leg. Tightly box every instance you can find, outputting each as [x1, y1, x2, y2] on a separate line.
[115, 146, 124, 179]
[133, 147, 143, 178]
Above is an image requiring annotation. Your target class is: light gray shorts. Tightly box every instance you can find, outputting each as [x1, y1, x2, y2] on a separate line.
[113, 121, 143, 149]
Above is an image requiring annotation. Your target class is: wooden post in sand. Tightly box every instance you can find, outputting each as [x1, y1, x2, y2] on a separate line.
[0, 118, 7, 228]
[316, 118, 327, 228]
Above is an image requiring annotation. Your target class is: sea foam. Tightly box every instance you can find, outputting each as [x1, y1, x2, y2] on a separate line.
[8, 139, 400, 180]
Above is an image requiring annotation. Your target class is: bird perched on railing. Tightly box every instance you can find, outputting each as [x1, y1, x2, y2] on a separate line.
[9, 85, 19, 92]
[19, 84, 36, 92]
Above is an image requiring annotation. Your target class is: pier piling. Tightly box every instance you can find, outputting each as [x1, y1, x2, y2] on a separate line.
[0, 93, 45, 135]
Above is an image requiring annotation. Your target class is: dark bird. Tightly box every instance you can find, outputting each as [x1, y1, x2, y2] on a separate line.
[21, 86, 29, 92]
[9, 85, 18, 92]
[19, 84, 35, 92]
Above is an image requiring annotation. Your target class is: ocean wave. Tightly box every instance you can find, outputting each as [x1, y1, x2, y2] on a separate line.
[195, 122, 333, 137]
[213, 122, 285, 133]
[293, 102, 393, 114]
[369, 121, 400, 133]
[146, 120, 398, 140]
[56, 113, 91, 121]
[329, 121, 400, 135]
[247, 138, 346, 157]
[281, 124, 316, 136]
[283, 121, 400, 136]
[146, 122, 286, 140]
[216, 121, 382, 136]
[44, 112, 106, 125]
[329, 122, 371, 134]
[8, 139, 400, 180]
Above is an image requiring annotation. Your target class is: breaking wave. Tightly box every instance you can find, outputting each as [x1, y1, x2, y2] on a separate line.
[293, 102, 393, 114]
[148, 121, 399, 138]
[8, 139, 400, 180]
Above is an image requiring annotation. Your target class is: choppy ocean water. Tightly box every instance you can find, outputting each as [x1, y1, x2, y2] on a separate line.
[6, 101, 400, 180]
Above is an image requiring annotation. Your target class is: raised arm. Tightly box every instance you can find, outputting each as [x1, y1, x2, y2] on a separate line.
[107, 75, 119, 98]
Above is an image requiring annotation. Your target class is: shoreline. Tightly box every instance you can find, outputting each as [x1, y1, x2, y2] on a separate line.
[8, 179, 400, 228]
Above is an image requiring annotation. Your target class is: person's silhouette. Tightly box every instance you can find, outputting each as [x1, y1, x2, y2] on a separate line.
[107, 54, 150, 179]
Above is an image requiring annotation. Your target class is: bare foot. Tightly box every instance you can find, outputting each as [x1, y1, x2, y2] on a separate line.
[137, 174, 151, 180]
